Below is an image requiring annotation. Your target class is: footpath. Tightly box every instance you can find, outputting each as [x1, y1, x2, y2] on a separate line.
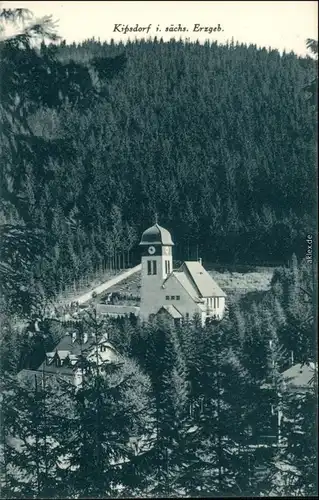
[62, 264, 142, 307]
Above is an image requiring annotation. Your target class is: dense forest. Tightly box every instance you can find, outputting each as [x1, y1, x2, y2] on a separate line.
[0, 12, 317, 311]
[0, 8, 317, 499]
[28, 39, 318, 273]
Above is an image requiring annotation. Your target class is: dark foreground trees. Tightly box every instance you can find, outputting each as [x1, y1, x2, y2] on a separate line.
[1, 274, 317, 498]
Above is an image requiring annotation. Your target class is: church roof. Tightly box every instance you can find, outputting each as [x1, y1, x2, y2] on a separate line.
[160, 305, 183, 319]
[139, 223, 174, 246]
[173, 271, 202, 302]
[181, 261, 226, 298]
[164, 263, 225, 306]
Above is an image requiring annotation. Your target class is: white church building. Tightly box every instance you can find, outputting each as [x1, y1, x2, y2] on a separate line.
[139, 223, 226, 326]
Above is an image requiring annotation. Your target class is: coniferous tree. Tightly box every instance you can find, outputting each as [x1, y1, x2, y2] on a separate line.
[55, 310, 154, 499]
[140, 320, 190, 497]
[1, 371, 70, 499]
[270, 382, 317, 496]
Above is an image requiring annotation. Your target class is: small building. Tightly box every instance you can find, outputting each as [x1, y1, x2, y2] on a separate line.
[139, 223, 226, 325]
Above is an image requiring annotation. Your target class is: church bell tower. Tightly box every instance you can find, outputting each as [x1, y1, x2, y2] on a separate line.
[139, 221, 174, 322]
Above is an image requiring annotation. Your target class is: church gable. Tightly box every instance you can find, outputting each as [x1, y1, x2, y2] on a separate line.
[163, 271, 200, 303]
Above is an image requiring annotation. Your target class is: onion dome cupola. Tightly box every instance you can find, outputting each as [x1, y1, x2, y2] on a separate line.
[139, 223, 174, 246]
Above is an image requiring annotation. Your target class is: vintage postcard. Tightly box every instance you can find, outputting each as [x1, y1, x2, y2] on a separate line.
[0, 1, 317, 498]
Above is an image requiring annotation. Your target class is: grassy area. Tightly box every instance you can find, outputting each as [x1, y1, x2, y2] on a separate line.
[209, 268, 274, 305]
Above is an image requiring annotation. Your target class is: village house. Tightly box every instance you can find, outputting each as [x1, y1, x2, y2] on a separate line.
[18, 330, 120, 388]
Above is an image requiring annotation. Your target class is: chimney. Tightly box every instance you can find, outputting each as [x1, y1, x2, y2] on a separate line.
[290, 350, 294, 366]
[71, 331, 76, 343]
[198, 257, 202, 266]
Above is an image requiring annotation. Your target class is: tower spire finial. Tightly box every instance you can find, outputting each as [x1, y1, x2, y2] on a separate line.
[154, 212, 158, 225]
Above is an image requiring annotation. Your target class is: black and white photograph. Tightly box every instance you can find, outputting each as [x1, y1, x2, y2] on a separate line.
[0, 0, 317, 498]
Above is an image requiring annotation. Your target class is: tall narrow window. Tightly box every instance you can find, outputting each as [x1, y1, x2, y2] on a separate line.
[167, 260, 171, 274]
[147, 261, 152, 275]
[217, 297, 220, 308]
[213, 298, 216, 308]
[152, 260, 157, 275]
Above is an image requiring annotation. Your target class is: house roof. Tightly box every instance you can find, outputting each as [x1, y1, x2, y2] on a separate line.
[53, 333, 95, 355]
[139, 223, 174, 246]
[37, 332, 115, 374]
[159, 305, 183, 319]
[181, 261, 226, 298]
[281, 363, 315, 389]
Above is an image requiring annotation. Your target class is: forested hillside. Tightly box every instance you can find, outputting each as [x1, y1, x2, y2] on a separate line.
[2, 37, 316, 304]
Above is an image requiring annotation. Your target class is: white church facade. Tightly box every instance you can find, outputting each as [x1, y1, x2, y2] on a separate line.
[139, 223, 226, 326]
